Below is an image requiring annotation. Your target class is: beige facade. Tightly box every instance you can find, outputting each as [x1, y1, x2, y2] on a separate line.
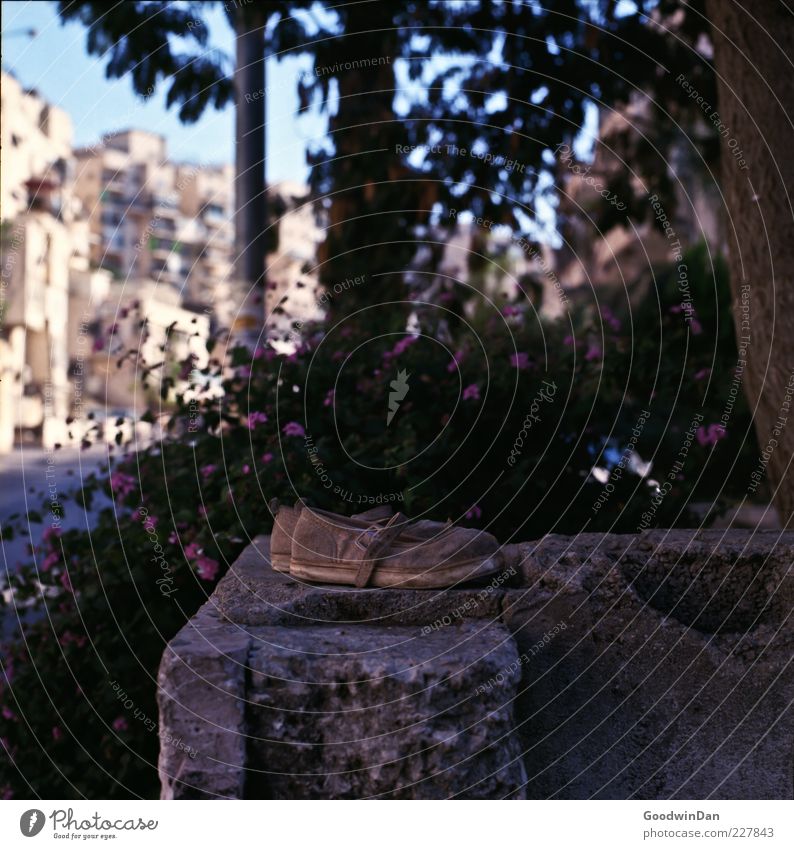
[73, 130, 235, 310]
[0, 72, 100, 451]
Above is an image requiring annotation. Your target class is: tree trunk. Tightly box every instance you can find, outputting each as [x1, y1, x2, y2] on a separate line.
[706, 0, 794, 526]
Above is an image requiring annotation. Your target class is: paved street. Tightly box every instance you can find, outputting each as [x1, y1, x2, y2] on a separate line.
[0, 445, 110, 639]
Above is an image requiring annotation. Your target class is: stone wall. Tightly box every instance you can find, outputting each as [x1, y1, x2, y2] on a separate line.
[158, 530, 794, 799]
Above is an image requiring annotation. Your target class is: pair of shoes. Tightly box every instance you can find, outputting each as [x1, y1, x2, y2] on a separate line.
[269, 499, 503, 589]
[270, 499, 392, 573]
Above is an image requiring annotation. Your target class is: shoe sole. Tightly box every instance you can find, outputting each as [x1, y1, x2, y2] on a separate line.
[289, 555, 502, 589]
[271, 553, 291, 573]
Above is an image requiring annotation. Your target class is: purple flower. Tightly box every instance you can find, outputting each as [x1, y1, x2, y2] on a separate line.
[463, 383, 480, 401]
[242, 464, 251, 475]
[138, 513, 160, 531]
[185, 541, 202, 560]
[200, 464, 217, 478]
[51, 726, 63, 742]
[694, 368, 711, 382]
[601, 306, 621, 331]
[196, 555, 219, 582]
[502, 305, 521, 317]
[563, 335, 576, 347]
[43, 526, 61, 544]
[112, 717, 128, 732]
[261, 452, 274, 464]
[385, 336, 418, 360]
[585, 344, 602, 362]
[110, 471, 136, 501]
[447, 349, 465, 373]
[40, 551, 59, 572]
[465, 505, 482, 521]
[283, 421, 305, 438]
[696, 424, 727, 447]
[510, 352, 530, 370]
[247, 411, 268, 430]
[324, 389, 335, 407]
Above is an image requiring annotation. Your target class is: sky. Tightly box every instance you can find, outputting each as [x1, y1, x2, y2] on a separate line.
[1, 0, 326, 182]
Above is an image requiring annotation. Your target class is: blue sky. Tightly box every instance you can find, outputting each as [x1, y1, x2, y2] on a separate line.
[1, 0, 326, 181]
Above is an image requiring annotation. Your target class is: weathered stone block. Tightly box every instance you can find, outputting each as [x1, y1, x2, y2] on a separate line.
[244, 622, 526, 798]
[159, 530, 794, 799]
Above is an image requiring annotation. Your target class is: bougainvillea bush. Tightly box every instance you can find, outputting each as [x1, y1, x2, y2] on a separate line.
[0, 245, 758, 797]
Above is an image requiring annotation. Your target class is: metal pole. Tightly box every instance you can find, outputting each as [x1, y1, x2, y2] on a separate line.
[232, 6, 266, 343]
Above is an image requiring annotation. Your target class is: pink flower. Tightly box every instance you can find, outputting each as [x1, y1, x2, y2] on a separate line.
[502, 305, 521, 317]
[324, 389, 335, 407]
[696, 424, 727, 447]
[463, 384, 480, 401]
[41, 551, 60, 571]
[447, 349, 465, 373]
[200, 464, 217, 478]
[198, 505, 207, 518]
[168, 531, 178, 545]
[92, 337, 104, 352]
[261, 452, 274, 464]
[52, 726, 63, 742]
[1, 707, 14, 721]
[601, 306, 621, 331]
[185, 542, 202, 560]
[247, 411, 268, 430]
[690, 318, 703, 335]
[136, 510, 160, 531]
[283, 421, 305, 438]
[385, 336, 418, 359]
[242, 464, 251, 475]
[112, 717, 128, 732]
[563, 335, 576, 347]
[585, 344, 602, 362]
[60, 571, 72, 592]
[110, 471, 136, 500]
[694, 368, 711, 381]
[510, 352, 531, 370]
[465, 505, 482, 521]
[43, 526, 62, 543]
[196, 555, 219, 581]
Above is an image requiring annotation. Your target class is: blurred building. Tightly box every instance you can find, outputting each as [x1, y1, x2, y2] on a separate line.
[265, 181, 323, 341]
[554, 93, 724, 302]
[72, 129, 235, 311]
[1, 80, 322, 449]
[0, 71, 108, 451]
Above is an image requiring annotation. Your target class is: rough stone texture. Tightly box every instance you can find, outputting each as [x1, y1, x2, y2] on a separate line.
[506, 530, 794, 799]
[157, 604, 250, 799]
[245, 622, 526, 798]
[159, 530, 794, 799]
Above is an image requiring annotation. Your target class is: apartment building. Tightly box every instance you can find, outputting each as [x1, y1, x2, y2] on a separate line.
[73, 130, 235, 311]
[0, 71, 109, 451]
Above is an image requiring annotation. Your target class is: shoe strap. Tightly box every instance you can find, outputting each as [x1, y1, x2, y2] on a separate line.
[355, 512, 408, 588]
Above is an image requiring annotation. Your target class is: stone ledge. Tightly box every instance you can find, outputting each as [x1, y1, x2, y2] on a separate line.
[159, 530, 794, 799]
